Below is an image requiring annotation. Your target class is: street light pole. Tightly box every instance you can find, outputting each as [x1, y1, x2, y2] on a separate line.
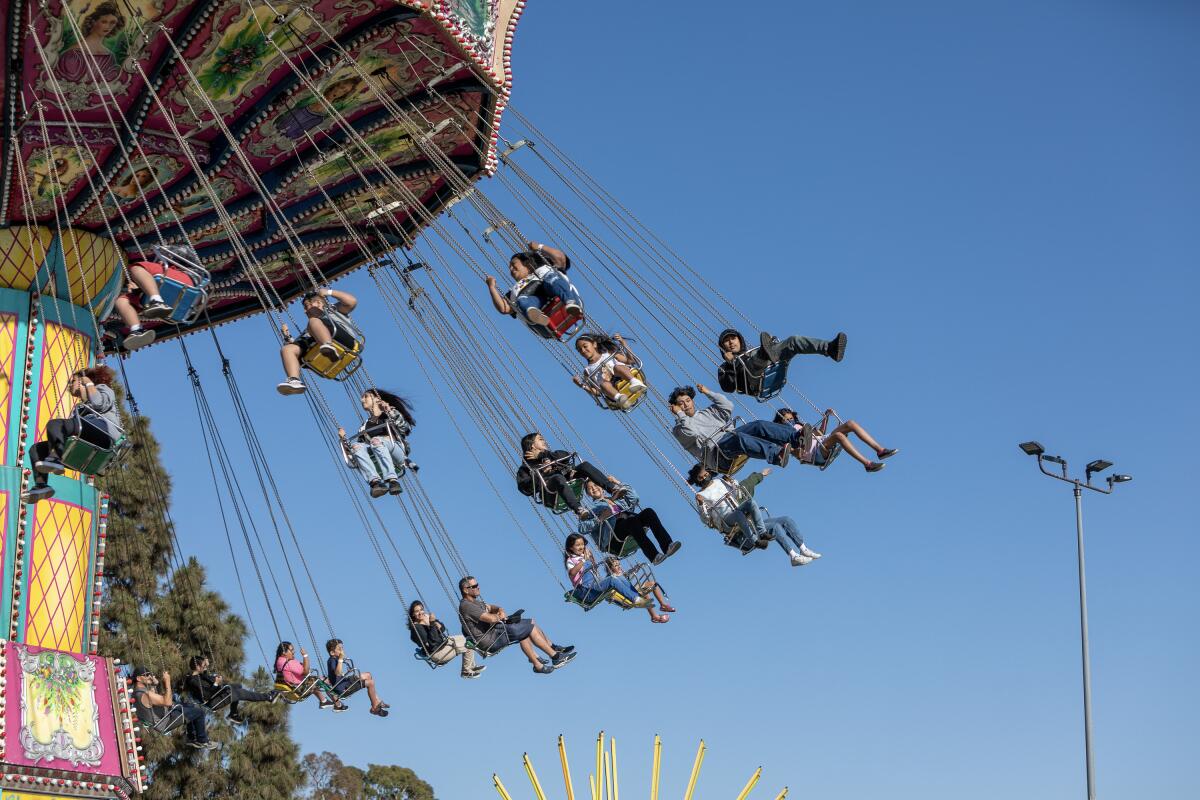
[1017, 442, 1131, 800]
[1073, 484, 1096, 800]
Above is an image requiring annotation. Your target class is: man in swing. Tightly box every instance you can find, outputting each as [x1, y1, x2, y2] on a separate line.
[457, 576, 576, 675]
[277, 286, 359, 395]
[132, 666, 217, 750]
[716, 328, 847, 397]
[669, 384, 802, 470]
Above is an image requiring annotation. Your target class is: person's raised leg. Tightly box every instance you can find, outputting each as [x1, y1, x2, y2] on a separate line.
[280, 343, 303, 380]
[113, 295, 140, 328]
[306, 316, 334, 345]
[518, 637, 541, 667]
[838, 420, 884, 454]
[831, 430, 874, 467]
[367, 440, 397, 481]
[361, 672, 382, 707]
[528, 623, 557, 659]
[721, 429, 782, 465]
[634, 508, 674, 552]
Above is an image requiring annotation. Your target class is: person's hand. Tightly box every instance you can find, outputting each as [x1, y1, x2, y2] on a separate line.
[485, 275, 497, 288]
[760, 468, 772, 477]
[496, 607, 507, 620]
[428, 612, 437, 622]
[696, 383, 710, 395]
[572, 375, 583, 387]
[214, 674, 223, 685]
[281, 323, 291, 337]
[722, 350, 734, 362]
[162, 670, 170, 681]
[299, 648, 308, 658]
[613, 333, 626, 344]
[825, 408, 835, 416]
[668, 400, 681, 414]
[337, 427, 347, 438]
[526, 240, 540, 251]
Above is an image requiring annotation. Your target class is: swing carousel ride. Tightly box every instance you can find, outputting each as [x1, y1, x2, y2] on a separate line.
[0, 0, 859, 795]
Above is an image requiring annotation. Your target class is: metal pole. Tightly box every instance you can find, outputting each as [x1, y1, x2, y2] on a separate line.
[1074, 484, 1096, 800]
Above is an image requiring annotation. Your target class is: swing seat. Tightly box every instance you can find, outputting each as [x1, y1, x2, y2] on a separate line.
[151, 704, 187, 735]
[149, 245, 212, 325]
[599, 367, 649, 412]
[600, 534, 640, 560]
[273, 672, 320, 703]
[563, 587, 616, 611]
[540, 298, 584, 340]
[301, 338, 363, 380]
[549, 478, 584, 515]
[413, 648, 443, 669]
[204, 684, 234, 713]
[155, 277, 209, 325]
[60, 433, 129, 476]
[60, 413, 130, 477]
[755, 360, 788, 401]
[330, 667, 365, 699]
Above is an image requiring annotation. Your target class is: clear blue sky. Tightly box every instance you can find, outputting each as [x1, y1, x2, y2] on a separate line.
[122, 2, 1197, 798]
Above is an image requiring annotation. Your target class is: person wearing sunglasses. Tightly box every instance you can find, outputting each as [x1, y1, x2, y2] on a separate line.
[457, 577, 576, 674]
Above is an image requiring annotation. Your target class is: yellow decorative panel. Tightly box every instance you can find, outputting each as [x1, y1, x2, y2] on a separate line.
[0, 312, 15, 465]
[25, 500, 93, 653]
[35, 322, 91, 439]
[59, 229, 121, 309]
[0, 227, 55, 290]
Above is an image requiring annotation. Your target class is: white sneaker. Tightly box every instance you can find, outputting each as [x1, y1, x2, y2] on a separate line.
[276, 377, 307, 395]
[525, 307, 550, 326]
[613, 393, 631, 409]
[789, 550, 814, 567]
[799, 543, 822, 559]
[626, 378, 646, 391]
[124, 328, 155, 351]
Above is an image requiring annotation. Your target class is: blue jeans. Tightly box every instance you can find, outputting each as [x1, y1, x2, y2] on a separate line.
[350, 437, 407, 482]
[722, 499, 766, 549]
[764, 515, 804, 554]
[514, 271, 583, 327]
[574, 574, 640, 604]
[717, 420, 799, 465]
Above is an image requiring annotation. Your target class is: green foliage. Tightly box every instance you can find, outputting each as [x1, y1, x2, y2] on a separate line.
[301, 752, 436, 800]
[96, 387, 303, 799]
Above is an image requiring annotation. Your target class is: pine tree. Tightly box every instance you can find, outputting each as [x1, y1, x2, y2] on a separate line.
[97, 387, 303, 799]
[301, 753, 436, 800]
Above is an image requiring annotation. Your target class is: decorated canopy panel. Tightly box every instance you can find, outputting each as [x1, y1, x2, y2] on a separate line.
[0, 0, 519, 339]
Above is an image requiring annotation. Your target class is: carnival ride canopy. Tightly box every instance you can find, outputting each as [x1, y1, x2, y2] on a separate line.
[2, 0, 512, 337]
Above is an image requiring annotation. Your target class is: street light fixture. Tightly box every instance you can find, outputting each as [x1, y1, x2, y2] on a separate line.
[1018, 441, 1131, 800]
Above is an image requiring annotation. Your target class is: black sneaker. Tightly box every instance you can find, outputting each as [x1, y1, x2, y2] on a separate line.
[141, 299, 173, 320]
[552, 644, 574, 654]
[34, 457, 66, 475]
[534, 663, 555, 674]
[22, 485, 55, 503]
[227, 713, 246, 724]
[759, 331, 781, 363]
[268, 689, 282, 703]
[188, 740, 218, 750]
[386, 479, 403, 495]
[332, 702, 350, 713]
[318, 698, 335, 710]
[828, 331, 848, 362]
[368, 480, 388, 498]
[551, 650, 577, 669]
[318, 342, 339, 359]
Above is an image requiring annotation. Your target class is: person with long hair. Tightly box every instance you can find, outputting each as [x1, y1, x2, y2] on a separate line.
[273, 641, 344, 711]
[572, 332, 646, 409]
[484, 244, 583, 338]
[338, 388, 416, 497]
[25, 365, 122, 503]
[407, 600, 485, 678]
[773, 407, 897, 472]
[564, 534, 669, 623]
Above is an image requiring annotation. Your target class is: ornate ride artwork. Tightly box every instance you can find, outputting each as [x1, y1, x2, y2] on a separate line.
[16, 647, 103, 766]
[25, 501, 94, 653]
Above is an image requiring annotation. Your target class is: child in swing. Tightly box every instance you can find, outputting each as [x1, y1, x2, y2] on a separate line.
[564, 534, 670, 623]
[773, 407, 898, 472]
[572, 333, 646, 409]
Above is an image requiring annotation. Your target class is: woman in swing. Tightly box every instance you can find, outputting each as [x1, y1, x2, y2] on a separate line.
[338, 389, 416, 498]
[773, 407, 898, 472]
[572, 332, 647, 409]
[274, 641, 346, 712]
[484, 244, 583, 338]
[564, 533, 671, 623]
[24, 366, 121, 503]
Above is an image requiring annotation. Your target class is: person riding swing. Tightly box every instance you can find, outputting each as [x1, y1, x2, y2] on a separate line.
[277, 287, 360, 395]
[485, 242, 584, 339]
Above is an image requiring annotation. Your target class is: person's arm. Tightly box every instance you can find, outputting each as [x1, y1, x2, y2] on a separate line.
[411, 623, 431, 649]
[742, 471, 765, 495]
[327, 288, 357, 313]
[485, 275, 513, 315]
[331, 657, 344, 679]
[159, 671, 173, 705]
[697, 384, 733, 413]
[529, 241, 569, 270]
[618, 484, 640, 508]
[818, 410, 834, 435]
[567, 557, 586, 581]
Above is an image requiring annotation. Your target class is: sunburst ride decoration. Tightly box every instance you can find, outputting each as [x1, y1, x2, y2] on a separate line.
[492, 731, 788, 800]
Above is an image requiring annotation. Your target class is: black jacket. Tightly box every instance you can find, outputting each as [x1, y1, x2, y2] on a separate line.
[410, 620, 449, 653]
[182, 672, 218, 704]
[716, 329, 766, 394]
[515, 448, 573, 497]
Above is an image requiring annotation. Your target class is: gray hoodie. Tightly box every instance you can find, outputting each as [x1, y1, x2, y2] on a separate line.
[672, 390, 734, 459]
[78, 385, 122, 438]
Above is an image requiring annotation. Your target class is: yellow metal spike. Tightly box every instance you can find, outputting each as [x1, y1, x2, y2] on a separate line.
[603, 750, 613, 800]
[524, 752, 548, 800]
[650, 734, 663, 800]
[595, 731, 604, 800]
[682, 740, 706, 800]
[735, 767, 763, 800]
[610, 736, 620, 800]
[559, 734, 576, 800]
[493, 774, 513, 800]
[590, 774, 599, 800]
[772, 788, 789, 800]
